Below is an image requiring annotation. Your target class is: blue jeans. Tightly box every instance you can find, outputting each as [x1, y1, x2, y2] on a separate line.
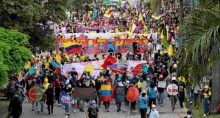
[204, 98, 209, 114]
[65, 103, 71, 113]
[188, 89, 193, 103]
[158, 91, 164, 105]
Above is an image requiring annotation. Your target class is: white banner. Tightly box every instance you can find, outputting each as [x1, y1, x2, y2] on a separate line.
[62, 60, 104, 77]
[62, 60, 147, 77]
[127, 60, 147, 71]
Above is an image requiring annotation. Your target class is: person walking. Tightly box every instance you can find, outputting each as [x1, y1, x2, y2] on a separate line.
[115, 79, 126, 112]
[45, 84, 54, 114]
[202, 85, 211, 117]
[169, 77, 179, 112]
[193, 83, 201, 108]
[148, 82, 157, 108]
[9, 94, 22, 118]
[149, 104, 159, 118]
[178, 79, 186, 108]
[86, 100, 99, 118]
[138, 90, 148, 118]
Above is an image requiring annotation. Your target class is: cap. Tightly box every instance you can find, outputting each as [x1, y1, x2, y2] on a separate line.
[204, 85, 209, 89]
[152, 104, 156, 108]
[142, 90, 146, 93]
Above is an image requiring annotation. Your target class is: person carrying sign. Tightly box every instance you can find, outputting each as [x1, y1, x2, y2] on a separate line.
[167, 76, 179, 112]
[114, 79, 126, 112]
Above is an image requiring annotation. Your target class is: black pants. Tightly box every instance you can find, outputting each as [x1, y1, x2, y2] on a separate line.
[116, 102, 121, 111]
[194, 93, 199, 107]
[47, 104, 53, 114]
[178, 93, 184, 108]
[131, 101, 136, 110]
[104, 102, 110, 110]
[148, 98, 156, 108]
[140, 108, 147, 118]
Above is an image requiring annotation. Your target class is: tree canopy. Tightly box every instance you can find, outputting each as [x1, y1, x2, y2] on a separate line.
[0, 27, 32, 88]
[0, 0, 68, 51]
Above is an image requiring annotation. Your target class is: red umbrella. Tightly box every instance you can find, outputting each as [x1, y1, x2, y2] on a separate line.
[126, 86, 139, 102]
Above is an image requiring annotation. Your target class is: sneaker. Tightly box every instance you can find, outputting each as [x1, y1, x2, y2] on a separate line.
[32, 108, 35, 111]
[73, 110, 76, 113]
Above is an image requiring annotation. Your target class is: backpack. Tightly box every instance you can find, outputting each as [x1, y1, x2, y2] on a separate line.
[148, 87, 156, 98]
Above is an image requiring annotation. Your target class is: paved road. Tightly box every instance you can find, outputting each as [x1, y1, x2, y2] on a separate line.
[19, 91, 185, 118]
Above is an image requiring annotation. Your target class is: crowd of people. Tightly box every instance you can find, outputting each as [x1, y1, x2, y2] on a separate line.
[5, 0, 212, 118]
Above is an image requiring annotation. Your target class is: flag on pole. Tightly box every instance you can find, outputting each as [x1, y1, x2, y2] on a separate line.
[102, 55, 117, 68]
[51, 60, 61, 74]
[167, 45, 174, 56]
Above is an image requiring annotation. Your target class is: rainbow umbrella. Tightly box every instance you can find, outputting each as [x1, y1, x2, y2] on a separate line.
[28, 86, 43, 101]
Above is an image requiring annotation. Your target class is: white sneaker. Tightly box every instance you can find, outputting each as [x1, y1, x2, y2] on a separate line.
[73, 110, 76, 113]
[204, 114, 206, 117]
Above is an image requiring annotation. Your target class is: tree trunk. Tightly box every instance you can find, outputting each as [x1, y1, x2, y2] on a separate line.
[179, 0, 183, 25]
[210, 60, 220, 113]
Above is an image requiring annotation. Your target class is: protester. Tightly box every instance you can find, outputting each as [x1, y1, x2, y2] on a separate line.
[45, 84, 54, 114]
[7, 0, 191, 117]
[178, 79, 186, 108]
[148, 104, 159, 118]
[87, 100, 99, 118]
[202, 85, 211, 117]
[148, 82, 157, 108]
[138, 90, 148, 118]
[9, 94, 22, 118]
[114, 79, 126, 112]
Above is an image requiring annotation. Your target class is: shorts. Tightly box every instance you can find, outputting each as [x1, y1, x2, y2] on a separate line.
[71, 99, 77, 104]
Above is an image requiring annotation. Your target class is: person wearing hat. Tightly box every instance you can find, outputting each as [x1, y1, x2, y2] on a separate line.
[114, 79, 126, 112]
[148, 104, 159, 118]
[138, 90, 148, 118]
[87, 100, 99, 118]
[202, 85, 211, 117]
[169, 76, 179, 112]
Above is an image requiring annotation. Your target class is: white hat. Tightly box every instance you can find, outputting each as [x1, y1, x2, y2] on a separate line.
[172, 77, 177, 80]
[125, 80, 130, 84]
[142, 90, 146, 93]
[152, 104, 156, 108]
[173, 63, 177, 68]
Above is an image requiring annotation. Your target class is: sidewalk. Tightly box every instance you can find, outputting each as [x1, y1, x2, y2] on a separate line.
[0, 99, 9, 118]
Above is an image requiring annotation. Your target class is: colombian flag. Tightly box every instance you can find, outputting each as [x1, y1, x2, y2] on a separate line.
[63, 41, 82, 55]
[51, 60, 61, 74]
[100, 84, 112, 102]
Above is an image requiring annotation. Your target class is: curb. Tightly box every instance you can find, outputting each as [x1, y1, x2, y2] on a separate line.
[177, 103, 188, 118]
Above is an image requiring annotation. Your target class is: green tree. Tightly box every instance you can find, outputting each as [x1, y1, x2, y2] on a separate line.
[180, 0, 220, 113]
[0, 0, 68, 50]
[67, 0, 93, 15]
[0, 27, 32, 88]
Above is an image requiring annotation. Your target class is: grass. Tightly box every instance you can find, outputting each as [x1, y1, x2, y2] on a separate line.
[185, 101, 220, 118]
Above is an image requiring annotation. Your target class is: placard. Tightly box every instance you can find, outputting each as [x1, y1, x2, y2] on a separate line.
[167, 84, 178, 95]
[158, 81, 166, 88]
